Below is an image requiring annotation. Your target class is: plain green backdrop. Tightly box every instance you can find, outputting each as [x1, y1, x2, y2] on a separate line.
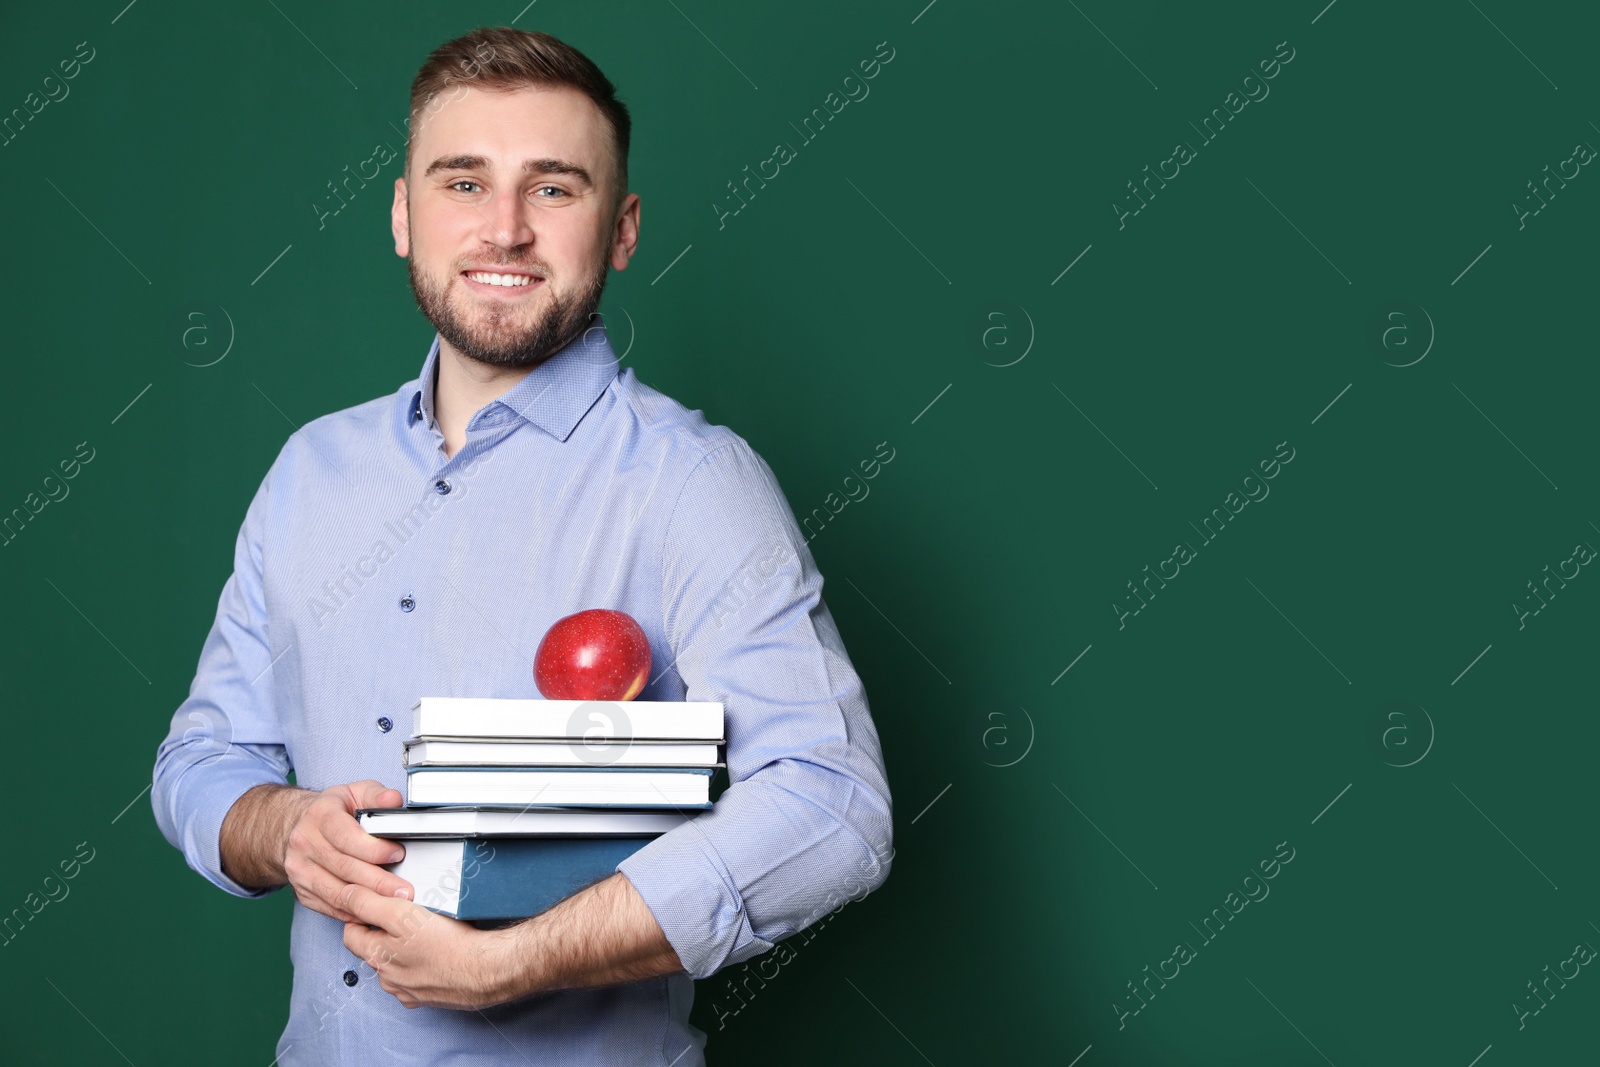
[1, 0, 1596, 1063]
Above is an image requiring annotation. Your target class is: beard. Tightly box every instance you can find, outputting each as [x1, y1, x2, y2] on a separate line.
[407, 232, 611, 370]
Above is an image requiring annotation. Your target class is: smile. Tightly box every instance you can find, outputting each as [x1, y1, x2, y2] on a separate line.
[462, 271, 544, 292]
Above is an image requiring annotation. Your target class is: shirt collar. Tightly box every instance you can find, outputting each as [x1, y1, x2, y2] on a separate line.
[406, 312, 621, 443]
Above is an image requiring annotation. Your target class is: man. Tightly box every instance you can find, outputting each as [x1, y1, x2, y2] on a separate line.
[151, 25, 894, 1066]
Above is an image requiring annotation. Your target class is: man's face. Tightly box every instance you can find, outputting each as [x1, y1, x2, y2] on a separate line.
[392, 83, 639, 369]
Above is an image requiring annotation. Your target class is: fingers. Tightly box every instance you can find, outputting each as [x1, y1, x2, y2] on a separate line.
[324, 808, 407, 867]
[344, 779, 405, 813]
[320, 811, 415, 901]
[284, 832, 366, 923]
[286, 853, 362, 923]
[339, 881, 414, 930]
[283, 791, 414, 923]
[296, 855, 397, 925]
[342, 916, 406, 975]
[343, 920, 375, 962]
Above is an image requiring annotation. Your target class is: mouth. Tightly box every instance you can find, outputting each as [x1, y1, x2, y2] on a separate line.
[460, 269, 545, 295]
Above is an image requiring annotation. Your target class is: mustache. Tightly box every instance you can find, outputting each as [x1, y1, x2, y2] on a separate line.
[459, 262, 548, 275]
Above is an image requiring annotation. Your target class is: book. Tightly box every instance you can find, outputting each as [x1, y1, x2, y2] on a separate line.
[357, 805, 700, 838]
[409, 697, 723, 742]
[382, 836, 656, 920]
[402, 739, 721, 768]
[404, 766, 716, 808]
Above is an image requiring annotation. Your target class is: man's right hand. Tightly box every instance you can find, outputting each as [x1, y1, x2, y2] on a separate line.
[282, 780, 416, 923]
[222, 779, 415, 922]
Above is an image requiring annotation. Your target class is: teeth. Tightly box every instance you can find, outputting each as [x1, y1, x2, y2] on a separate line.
[466, 272, 538, 287]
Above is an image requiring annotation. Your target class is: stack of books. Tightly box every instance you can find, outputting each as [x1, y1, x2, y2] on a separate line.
[358, 697, 723, 922]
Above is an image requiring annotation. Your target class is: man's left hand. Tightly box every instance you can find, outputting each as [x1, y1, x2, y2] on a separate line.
[340, 883, 530, 1010]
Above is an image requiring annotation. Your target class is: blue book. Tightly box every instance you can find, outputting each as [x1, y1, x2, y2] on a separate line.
[382, 836, 656, 920]
[403, 765, 716, 808]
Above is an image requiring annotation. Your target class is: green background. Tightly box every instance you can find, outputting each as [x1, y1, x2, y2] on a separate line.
[1, 0, 1595, 1063]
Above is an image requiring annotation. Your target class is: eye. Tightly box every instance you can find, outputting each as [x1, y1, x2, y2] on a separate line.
[447, 179, 482, 193]
[534, 186, 569, 199]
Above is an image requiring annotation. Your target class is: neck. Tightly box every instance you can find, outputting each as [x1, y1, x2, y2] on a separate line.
[433, 341, 538, 459]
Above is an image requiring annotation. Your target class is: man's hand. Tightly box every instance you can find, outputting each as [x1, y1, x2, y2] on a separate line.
[341, 884, 519, 1010]
[284, 781, 418, 923]
[221, 780, 415, 923]
[339, 870, 686, 1011]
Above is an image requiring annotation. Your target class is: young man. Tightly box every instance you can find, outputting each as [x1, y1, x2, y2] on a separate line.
[151, 26, 893, 1066]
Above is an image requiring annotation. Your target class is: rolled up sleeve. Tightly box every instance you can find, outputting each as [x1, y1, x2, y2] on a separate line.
[619, 441, 894, 980]
[151, 465, 292, 899]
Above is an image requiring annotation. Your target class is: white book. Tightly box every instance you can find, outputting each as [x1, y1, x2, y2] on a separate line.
[405, 767, 715, 808]
[403, 739, 721, 767]
[409, 697, 724, 741]
[357, 805, 699, 838]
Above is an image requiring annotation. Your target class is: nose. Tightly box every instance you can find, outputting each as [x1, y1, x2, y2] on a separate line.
[477, 183, 535, 251]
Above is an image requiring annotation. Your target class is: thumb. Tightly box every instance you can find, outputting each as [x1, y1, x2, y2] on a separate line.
[352, 779, 403, 810]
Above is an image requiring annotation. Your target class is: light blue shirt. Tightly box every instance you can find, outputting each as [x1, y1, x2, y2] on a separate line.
[151, 315, 894, 1066]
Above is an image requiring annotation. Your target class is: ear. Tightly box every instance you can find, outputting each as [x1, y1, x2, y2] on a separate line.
[391, 177, 410, 257]
[608, 191, 640, 271]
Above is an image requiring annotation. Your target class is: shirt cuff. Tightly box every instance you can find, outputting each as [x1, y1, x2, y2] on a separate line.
[158, 752, 290, 900]
[617, 818, 772, 980]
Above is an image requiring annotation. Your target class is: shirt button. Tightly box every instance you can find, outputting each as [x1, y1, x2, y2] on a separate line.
[377, 716, 393, 733]
[342, 970, 358, 986]
[399, 594, 416, 612]
[434, 479, 452, 495]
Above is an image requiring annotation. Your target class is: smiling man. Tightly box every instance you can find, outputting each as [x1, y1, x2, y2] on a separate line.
[150, 25, 894, 1067]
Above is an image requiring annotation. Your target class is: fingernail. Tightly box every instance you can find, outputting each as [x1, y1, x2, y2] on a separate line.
[389, 850, 404, 863]
[394, 886, 411, 900]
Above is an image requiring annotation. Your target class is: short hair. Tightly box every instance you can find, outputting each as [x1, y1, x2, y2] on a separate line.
[406, 26, 631, 210]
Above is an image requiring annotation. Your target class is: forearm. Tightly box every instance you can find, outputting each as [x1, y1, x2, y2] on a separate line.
[504, 872, 685, 998]
[220, 782, 315, 891]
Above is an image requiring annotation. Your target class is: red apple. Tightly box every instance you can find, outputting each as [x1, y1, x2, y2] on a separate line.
[534, 608, 652, 701]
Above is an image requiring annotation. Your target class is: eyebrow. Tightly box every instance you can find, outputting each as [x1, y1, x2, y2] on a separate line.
[423, 154, 594, 188]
